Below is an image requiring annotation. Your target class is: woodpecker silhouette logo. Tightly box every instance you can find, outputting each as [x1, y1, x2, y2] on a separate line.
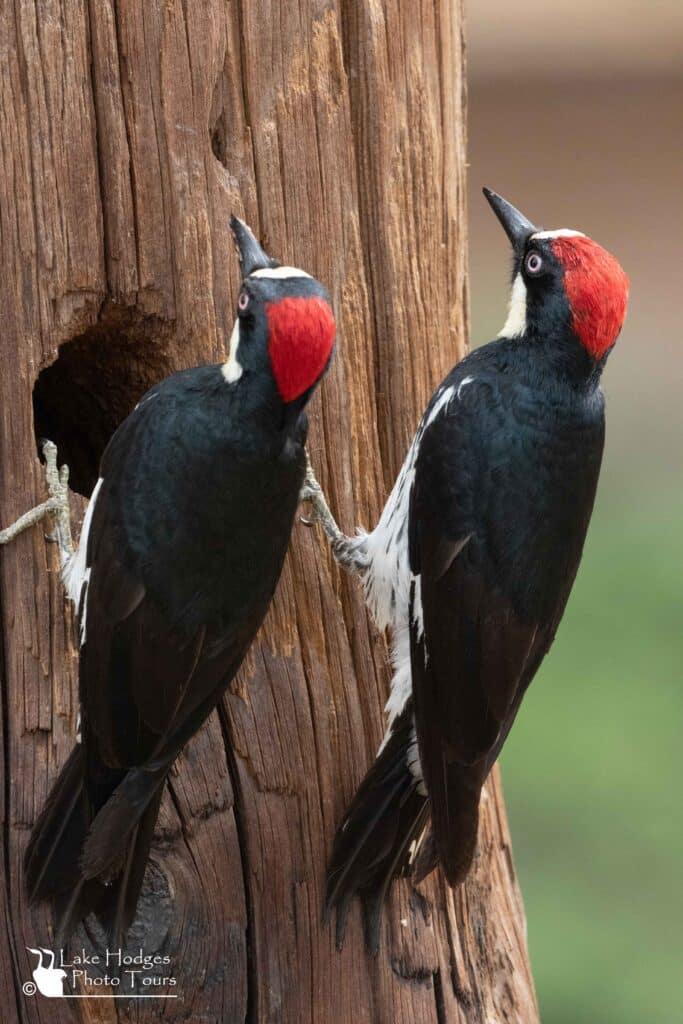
[24, 948, 66, 997]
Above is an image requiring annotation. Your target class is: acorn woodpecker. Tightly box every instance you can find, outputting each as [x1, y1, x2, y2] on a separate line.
[302, 188, 629, 951]
[25, 218, 336, 944]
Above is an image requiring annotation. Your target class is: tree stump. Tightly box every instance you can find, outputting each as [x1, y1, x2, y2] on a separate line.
[0, 1, 539, 1021]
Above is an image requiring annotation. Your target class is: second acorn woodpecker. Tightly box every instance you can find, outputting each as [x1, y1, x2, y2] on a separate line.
[25, 218, 336, 943]
[303, 188, 629, 951]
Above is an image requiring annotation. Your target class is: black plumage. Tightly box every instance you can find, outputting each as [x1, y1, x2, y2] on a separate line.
[326, 700, 428, 953]
[409, 338, 605, 887]
[25, 219, 336, 943]
[324, 190, 629, 948]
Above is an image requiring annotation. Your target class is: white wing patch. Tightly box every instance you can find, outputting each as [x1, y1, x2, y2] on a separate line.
[134, 392, 158, 411]
[456, 375, 474, 400]
[361, 442, 417, 636]
[221, 319, 243, 383]
[250, 265, 312, 280]
[363, 383, 455, 634]
[364, 382, 469, 743]
[62, 476, 103, 646]
[424, 384, 455, 428]
[378, 620, 412, 752]
[498, 272, 528, 338]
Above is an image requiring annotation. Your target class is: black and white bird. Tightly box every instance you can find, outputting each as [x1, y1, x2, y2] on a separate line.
[303, 188, 629, 951]
[25, 218, 336, 944]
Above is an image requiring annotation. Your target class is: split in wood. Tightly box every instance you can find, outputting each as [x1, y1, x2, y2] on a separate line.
[0, 440, 74, 566]
[299, 450, 369, 574]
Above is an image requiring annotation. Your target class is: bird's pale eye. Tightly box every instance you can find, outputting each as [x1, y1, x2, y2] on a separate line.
[238, 290, 250, 312]
[525, 251, 544, 276]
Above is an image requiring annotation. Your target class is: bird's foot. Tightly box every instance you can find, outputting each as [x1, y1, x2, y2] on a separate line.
[299, 451, 369, 576]
[42, 441, 74, 566]
[0, 441, 73, 566]
[298, 452, 327, 526]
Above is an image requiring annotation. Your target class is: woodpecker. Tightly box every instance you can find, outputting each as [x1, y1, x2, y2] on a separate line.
[303, 189, 629, 952]
[25, 218, 336, 944]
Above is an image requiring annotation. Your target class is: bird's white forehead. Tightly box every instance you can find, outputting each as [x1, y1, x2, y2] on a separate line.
[250, 266, 312, 280]
[531, 229, 586, 240]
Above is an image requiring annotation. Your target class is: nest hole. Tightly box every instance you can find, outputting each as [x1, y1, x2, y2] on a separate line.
[33, 309, 173, 497]
[210, 108, 229, 168]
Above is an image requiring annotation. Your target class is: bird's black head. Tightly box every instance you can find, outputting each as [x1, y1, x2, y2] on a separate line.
[225, 216, 336, 406]
[483, 188, 629, 367]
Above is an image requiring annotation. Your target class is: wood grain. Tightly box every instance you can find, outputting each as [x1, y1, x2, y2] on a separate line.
[0, 2, 539, 1021]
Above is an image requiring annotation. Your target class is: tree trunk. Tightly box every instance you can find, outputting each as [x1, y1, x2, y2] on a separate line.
[0, 2, 539, 1022]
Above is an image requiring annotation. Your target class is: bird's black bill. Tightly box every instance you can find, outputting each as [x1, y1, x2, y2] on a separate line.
[229, 215, 275, 276]
[483, 188, 537, 254]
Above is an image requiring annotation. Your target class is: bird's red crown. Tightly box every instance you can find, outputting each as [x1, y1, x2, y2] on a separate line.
[551, 236, 629, 359]
[266, 296, 336, 402]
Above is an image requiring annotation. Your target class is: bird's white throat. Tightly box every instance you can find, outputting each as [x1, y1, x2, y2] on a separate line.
[499, 273, 528, 338]
[222, 319, 244, 383]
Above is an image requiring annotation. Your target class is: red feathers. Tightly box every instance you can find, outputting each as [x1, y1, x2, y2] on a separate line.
[266, 296, 336, 402]
[552, 236, 629, 359]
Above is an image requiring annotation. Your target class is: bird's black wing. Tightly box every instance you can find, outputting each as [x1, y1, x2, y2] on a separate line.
[73, 380, 298, 881]
[77, 383, 287, 811]
[408, 380, 602, 884]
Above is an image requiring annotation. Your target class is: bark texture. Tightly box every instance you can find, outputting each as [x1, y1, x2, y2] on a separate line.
[0, 2, 539, 1021]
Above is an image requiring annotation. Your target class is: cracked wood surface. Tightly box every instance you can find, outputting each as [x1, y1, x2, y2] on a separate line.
[0, 2, 539, 1021]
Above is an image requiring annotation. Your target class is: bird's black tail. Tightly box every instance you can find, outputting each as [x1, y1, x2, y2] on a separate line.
[24, 746, 165, 945]
[325, 703, 428, 953]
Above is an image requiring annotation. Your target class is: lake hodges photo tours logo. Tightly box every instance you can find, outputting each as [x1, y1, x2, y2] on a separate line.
[22, 946, 178, 1000]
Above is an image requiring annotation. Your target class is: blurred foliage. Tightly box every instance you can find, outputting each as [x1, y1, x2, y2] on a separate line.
[502, 475, 682, 1024]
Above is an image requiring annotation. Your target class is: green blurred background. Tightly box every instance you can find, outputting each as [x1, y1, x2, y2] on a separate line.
[467, 3, 683, 1021]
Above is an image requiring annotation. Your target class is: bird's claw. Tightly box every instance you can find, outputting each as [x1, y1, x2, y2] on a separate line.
[299, 454, 325, 526]
[297, 451, 367, 577]
[299, 490, 322, 525]
[42, 441, 73, 564]
[0, 440, 73, 563]
[299, 479, 320, 504]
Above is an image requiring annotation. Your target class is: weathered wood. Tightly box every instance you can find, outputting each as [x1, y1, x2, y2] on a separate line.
[0, 2, 539, 1021]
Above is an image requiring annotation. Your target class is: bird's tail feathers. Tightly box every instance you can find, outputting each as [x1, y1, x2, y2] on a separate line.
[93, 788, 164, 947]
[25, 746, 89, 906]
[25, 747, 167, 945]
[422, 756, 484, 890]
[325, 703, 428, 954]
[79, 763, 167, 880]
